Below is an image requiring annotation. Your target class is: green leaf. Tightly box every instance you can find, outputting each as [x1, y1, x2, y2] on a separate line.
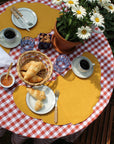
[65, 33, 70, 40]
[68, 18, 72, 26]
[58, 25, 65, 32]
[56, 20, 63, 27]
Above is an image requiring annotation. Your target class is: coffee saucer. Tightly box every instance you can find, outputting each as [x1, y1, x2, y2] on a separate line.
[0, 28, 21, 48]
[71, 56, 94, 79]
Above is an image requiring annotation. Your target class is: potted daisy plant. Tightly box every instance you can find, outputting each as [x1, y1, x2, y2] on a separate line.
[52, 0, 114, 53]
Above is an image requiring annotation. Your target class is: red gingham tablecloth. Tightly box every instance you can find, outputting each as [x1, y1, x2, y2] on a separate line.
[0, 0, 114, 139]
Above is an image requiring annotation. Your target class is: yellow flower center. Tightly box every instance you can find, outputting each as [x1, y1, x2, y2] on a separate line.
[81, 30, 87, 35]
[100, 0, 102, 2]
[68, 0, 74, 4]
[95, 17, 99, 22]
[76, 10, 81, 14]
[108, 5, 113, 10]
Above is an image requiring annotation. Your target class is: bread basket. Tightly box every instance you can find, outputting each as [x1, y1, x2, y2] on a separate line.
[17, 51, 53, 86]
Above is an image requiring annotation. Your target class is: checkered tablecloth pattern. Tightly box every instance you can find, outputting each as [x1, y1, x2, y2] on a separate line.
[0, 0, 114, 139]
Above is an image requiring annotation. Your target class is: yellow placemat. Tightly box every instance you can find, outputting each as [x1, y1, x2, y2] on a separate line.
[13, 52, 101, 125]
[0, 2, 59, 52]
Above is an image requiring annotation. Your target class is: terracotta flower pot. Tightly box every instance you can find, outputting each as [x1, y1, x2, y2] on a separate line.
[52, 24, 81, 53]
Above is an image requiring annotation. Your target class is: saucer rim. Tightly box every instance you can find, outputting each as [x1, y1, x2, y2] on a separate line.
[71, 56, 94, 79]
[0, 28, 22, 48]
[11, 8, 37, 29]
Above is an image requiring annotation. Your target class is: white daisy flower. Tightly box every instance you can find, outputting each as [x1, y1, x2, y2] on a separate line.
[77, 26, 91, 40]
[97, 0, 111, 7]
[65, 0, 79, 8]
[90, 13, 104, 26]
[86, 0, 96, 2]
[92, 6, 99, 14]
[52, 0, 62, 5]
[72, 6, 86, 19]
[104, 3, 114, 13]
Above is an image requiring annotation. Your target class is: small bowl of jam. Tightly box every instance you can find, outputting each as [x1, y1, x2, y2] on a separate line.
[0, 72, 15, 88]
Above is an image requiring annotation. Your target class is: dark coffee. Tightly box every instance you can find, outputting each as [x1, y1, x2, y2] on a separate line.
[80, 59, 90, 70]
[4, 29, 16, 39]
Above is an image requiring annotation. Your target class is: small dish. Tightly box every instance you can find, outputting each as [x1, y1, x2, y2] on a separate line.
[26, 85, 55, 114]
[38, 33, 52, 50]
[54, 55, 71, 73]
[12, 8, 37, 29]
[72, 56, 94, 78]
[0, 28, 21, 48]
[20, 36, 35, 53]
[0, 72, 15, 88]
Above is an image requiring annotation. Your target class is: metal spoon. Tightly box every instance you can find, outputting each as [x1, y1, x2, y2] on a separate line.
[27, 21, 33, 26]
[5, 63, 13, 79]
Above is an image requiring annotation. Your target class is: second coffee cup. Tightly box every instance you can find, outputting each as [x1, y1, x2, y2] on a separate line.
[0, 27, 16, 43]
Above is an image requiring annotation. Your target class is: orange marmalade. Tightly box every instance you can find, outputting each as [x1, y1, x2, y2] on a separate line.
[1, 75, 13, 86]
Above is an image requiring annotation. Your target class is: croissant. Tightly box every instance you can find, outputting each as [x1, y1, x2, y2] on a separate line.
[21, 71, 43, 83]
[21, 71, 26, 77]
[27, 88, 46, 101]
[21, 61, 34, 71]
[29, 76, 43, 83]
[24, 61, 45, 80]
[34, 100, 43, 111]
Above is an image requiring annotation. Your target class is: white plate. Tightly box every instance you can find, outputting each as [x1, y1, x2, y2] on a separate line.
[72, 56, 94, 79]
[0, 28, 21, 48]
[12, 8, 37, 29]
[26, 85, 55, 115]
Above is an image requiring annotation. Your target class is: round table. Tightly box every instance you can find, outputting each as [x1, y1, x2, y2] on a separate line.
[0, 0, 114, 141]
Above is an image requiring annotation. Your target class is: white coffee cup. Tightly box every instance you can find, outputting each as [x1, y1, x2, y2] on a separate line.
[0, 27, 16, 43]
[78, 56, 95, 73]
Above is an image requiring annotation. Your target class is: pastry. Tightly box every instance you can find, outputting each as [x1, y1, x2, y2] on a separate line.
[27, 88, 46, 101]
[21, 61, 34, 71]
[21, 71, 26, 77]
[34, 100, 43, 111]
[21, 71, 43, 83]
[29, 75, 43, 83]
[24, 61, 45, 80]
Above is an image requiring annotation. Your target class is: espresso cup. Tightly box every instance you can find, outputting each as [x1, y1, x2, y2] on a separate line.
[78, 56, 95, 73]
[0, 28, 16, 43]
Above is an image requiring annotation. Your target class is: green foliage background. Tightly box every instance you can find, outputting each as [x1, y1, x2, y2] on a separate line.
[103, 0, 114, 54]
[57, 0, 114, 54]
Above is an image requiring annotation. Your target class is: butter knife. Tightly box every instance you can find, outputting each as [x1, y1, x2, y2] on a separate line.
[54, 90, 60, 123]
[12, 7, 33, 26]
[11, 8, 30, 31]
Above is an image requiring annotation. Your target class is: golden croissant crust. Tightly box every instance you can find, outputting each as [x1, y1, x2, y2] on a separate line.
[21, 61, 34, 71]
[27, 88, 46, 101]
[29, 76, 43, 83]
[21, 71, 43, 83]
[24, 61, 45, 80]
[34, 100, 43, 111]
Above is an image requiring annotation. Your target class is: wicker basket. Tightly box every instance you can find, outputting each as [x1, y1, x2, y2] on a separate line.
[17, 51, 53, 86]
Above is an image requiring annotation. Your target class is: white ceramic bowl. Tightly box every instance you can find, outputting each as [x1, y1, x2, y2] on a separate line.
[0, 72, 15, 88]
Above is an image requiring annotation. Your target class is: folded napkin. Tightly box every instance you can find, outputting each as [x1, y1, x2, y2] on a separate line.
[0, 47, 15, 68]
